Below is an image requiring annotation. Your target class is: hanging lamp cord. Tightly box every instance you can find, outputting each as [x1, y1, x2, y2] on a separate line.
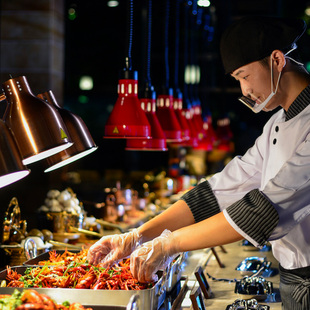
[125, 0, 134, 70]
[183, 3, 190, 104]
[145, 0, 153, 86]
[164, 0, 171, 90]
[174, 0, 181, 91]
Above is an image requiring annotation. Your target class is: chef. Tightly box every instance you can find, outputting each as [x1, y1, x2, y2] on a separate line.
[88, 16, 310, 310]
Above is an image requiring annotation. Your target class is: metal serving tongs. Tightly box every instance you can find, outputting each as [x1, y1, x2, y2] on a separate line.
[95, 219, 125, 233]
[49, 240, 83, 250]
[70, 226, 103, 238]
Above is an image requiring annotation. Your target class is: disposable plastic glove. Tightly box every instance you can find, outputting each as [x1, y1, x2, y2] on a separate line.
[130, 229, 179, 283]
[87, 228, 142, 267]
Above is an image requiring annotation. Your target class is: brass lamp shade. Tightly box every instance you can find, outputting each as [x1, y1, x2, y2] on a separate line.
[0, 120, 30, 188]
[37, 91, 98, 173]
[1, 76, 73, 165]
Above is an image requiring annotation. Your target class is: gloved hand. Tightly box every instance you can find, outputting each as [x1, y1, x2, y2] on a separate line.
[130, 229, 179, 283]
[87, 228, 142, 267]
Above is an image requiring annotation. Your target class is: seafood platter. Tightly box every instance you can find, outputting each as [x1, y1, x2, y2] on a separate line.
[0, 248, 182, 309]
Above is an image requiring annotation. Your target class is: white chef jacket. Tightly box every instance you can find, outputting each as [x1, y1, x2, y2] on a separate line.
[182, 85, 310, 270]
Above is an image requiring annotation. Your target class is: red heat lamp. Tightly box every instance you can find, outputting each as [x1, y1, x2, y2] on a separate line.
[182, 101, 199, 148]
[216, 117, 234, 152]
[126, 87, 167, 151]
[194, 114, 217, 151]
[37, 91, 98, 172]
[191, 101, 205, 142]
[104, 68, 151, 139]
[156, 88, 182, 143]
[173, 90, 191, 143]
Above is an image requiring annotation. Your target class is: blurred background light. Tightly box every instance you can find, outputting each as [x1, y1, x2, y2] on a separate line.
[79, 76, 93, 90]
[107, 1, 119, 8]
[198, 0, 211, 7]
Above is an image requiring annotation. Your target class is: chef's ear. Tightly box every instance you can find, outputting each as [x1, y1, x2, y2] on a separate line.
[272, 50, 286, 71]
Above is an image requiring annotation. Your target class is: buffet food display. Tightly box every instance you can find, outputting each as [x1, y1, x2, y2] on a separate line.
[0, 191, 281, 309]
[0, 289, 93, 310]
[0, 249, 167, 309]
[3, 250, 152, 291]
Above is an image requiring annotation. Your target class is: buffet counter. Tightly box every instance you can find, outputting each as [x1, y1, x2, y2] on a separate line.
[180, 242, 282, 309]
[1, 194, 283, 309]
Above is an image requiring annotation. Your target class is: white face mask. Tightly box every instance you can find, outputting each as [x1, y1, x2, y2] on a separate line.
[238, 44, 303, 113]
[238, 56, 282, 113]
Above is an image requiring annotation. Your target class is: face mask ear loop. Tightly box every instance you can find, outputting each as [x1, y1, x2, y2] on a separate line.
[284, 43, 304, 66]
[270, 57, 274, 95]
[270, 56, 282, 96]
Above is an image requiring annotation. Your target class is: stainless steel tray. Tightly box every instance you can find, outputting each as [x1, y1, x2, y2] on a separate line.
[0, 266, 166, 309]
[166, 253, 186, 293]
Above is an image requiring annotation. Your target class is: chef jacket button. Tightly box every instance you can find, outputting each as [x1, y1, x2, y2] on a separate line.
[273, 139, 277, 145]
[275, 126, 279, 132]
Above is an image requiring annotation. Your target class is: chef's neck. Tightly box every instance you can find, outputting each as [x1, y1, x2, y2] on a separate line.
[279, 65, 310, 111]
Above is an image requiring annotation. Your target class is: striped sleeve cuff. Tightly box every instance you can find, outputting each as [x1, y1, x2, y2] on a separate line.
[225, 189, 279, 247]
[180, 181, 220, 223]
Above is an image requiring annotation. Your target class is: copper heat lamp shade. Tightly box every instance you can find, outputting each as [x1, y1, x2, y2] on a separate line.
[37, 91, 98, 173]
[1, 76, 73, 165]
[0, 120, 30, 188]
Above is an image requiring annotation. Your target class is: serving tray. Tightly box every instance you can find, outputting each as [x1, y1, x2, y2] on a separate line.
[0, 266, 166, 309]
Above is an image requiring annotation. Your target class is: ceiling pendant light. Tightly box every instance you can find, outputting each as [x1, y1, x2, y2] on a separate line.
[37, 91, 98, 172]
[1, 76, 73, 165]
[156, 89, 182, 143]
[187, 9, 205, 143]
[194, 112, 216, 151]
[216, 117, 234, 152]
[191, 95, 206, 141]
[104, 0, 151, 139]
[0, 120, 30, 188]
[183, 99, 199, 148]
[171, 0, 190, 144]
[173, 90, 191, 143]
[126, 0, 167, 151]
[126, 86, 167, 151]
[156, 0, 182, 143]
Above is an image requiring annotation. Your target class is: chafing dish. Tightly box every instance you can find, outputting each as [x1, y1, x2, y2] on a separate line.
[0, 266, 166, 309]
[235, 276, 273, 301]
[236, 257, 270, 276]
[235, 256, 278, 278]
[226, 298, 270, 310]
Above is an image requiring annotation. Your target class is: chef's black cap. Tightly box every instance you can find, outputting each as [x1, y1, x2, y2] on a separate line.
[220, 16, 307, 74]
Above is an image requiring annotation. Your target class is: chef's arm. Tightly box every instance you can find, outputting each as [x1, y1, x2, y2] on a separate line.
[170, 211, 243, 252]
[138, 199, 195, 243]
[138, 180, 222, 243]
[130, 211, 243, 283]
[138, 198, 243, 250]
[138, 179, 281, 249]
